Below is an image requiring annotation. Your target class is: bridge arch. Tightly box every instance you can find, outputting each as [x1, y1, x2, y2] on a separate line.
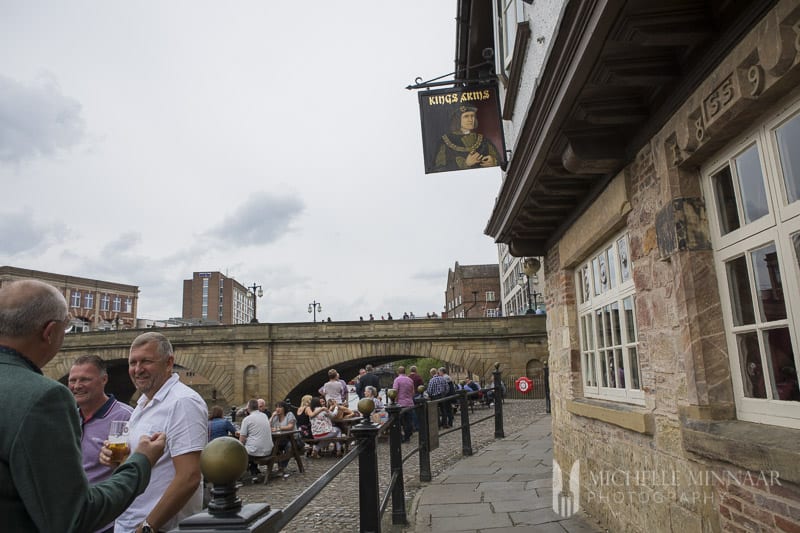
[47, 317, 548, 408]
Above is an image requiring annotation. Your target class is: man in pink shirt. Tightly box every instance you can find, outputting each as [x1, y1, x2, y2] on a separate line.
[392, 366, 415, 442]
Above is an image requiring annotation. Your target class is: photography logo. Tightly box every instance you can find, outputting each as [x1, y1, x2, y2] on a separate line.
[552, 459, 580, 518]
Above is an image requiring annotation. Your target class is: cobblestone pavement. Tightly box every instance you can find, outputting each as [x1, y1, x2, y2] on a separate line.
[237, 400, 547, 532]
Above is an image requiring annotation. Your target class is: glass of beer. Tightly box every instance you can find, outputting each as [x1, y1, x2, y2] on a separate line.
[108, 420, 130, 463]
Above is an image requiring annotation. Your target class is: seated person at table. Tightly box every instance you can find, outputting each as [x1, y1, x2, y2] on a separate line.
[364, 386, 384, 409]
[296, 394, 313, 439]
[308, 396, 342, 458]
[239, 399, 273, 479]
[269, 401, 297, 477]
[327, 398, 359, 420]
[208, 405, 238, 441]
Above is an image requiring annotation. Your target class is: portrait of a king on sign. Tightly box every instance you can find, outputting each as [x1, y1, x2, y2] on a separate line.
[418, 85, 507, 174]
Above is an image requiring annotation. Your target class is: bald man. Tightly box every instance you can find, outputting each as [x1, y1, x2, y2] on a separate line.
[0, 280, 165, 532]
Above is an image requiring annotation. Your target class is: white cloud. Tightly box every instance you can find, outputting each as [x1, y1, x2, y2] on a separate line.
[0, 73, 85, 163]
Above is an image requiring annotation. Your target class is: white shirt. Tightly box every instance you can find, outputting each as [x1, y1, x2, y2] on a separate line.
[114, 374, 207, 533]
[240, 410, 273, 457]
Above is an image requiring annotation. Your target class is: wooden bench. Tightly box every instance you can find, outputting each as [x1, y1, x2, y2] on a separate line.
[251, 430, 305, 484]
[303, 436, 354, 457]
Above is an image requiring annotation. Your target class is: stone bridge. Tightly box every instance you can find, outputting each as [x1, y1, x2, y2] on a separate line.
[45, 316, 547, 408]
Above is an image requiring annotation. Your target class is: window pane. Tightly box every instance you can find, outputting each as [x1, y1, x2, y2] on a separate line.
[735, 144, 769, 224]
[725, 256, 755, 326]
[618, 235, 631, 282]
[607, 246, 617, 289]
[764, 328, 799, 401]
[598, 253, 609, 292]
[794, 232, 800, 272]
[584, 352, 596, 387]
[603, 305, 613, 347]
[750, 243, 786, 322]
[776, 112, 800, 204]
[595, 308, 605, 347]
[610, 302, 621, 344]
[712, 165, 740, 234]
[582, 267, 591, 302]
[623, 296, 636, 342]
[738, 332, 766, 398]
[615, 348, 624, 388]
[592, 257, 601, 295]
[600, 351, 609, 387]
[628, 347, 641, 389]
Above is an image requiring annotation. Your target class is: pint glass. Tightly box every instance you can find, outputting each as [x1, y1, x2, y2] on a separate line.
[108, 420, 130, 463]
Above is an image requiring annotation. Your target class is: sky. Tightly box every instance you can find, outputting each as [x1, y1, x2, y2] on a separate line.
[0, 1, 503, 323]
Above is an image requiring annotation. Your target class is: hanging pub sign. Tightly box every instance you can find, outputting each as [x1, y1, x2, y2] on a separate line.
[418, 84, 507, 174]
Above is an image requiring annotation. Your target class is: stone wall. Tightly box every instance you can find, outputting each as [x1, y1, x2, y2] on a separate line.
[549, 1, 800, 531]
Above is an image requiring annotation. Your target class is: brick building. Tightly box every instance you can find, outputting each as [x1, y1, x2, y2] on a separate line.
[454, 0, 800, 531]
[0, 265, 138, 331]
[182, 271, 258, 325]
[444, 262, 501, 318]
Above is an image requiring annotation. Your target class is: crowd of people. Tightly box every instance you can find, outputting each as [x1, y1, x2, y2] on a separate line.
[0, 279, 503, 532]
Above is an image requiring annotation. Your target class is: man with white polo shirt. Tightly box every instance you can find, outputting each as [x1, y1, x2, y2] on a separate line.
[103, 331, 207, 533]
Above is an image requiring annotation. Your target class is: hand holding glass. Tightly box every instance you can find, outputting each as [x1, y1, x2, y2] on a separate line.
[108, 420, 130, 463]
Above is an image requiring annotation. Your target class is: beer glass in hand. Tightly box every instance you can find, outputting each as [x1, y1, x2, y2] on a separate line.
[108, 420, 130, 463]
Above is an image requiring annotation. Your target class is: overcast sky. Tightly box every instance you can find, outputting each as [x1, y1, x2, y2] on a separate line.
[0, 2, 503, 323]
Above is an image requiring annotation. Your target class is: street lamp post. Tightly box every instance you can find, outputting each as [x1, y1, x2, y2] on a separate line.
[308, 300, 322, 322]
[518, 258, 542, 315]
[247, 283, 263, 323]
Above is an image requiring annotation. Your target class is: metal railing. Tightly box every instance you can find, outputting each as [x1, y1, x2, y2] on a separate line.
[172, 366, 511, 533]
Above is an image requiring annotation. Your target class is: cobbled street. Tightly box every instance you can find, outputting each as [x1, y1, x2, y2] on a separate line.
[237, 399, 548, 532]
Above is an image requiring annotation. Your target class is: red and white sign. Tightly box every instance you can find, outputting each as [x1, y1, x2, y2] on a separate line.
[515, 376, 533, 394]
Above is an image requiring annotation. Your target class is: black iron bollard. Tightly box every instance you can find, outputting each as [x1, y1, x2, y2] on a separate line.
[351, 415, 382, 532]
[385, 403, 408, 526]
[544, 361, 551, 414]
[230, 406, 237, 423]
[415, 393, 432, 482]
[492, 364, 505, 439]
[458, 389, 473, 456]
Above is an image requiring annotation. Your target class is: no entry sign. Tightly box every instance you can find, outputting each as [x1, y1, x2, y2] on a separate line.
[515, 376, 533, 393]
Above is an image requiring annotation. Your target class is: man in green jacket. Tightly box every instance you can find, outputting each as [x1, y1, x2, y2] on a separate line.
[0, 279, 165, 532]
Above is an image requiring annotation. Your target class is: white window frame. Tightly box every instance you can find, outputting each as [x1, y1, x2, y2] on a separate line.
[113, 296, 121, 312]
[100, 294, 110, 311]
[486, 291, 496, 302]
[84, 292, 93, 310]
[576, 231, 643, 405]
[702, 93, 800, 428]
[494, 0, 525, 77]
[71, 291, 81, 308]
[125, 297, 132, 313]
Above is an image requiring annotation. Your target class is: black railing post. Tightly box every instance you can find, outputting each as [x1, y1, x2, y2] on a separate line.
[544, 361, 551, 414]
[458, 389, 473, 456]
[351, 418, 382, 533]
[416, 394, 432, 482]
[385, 403, 408, 526]
[492, 364, 504, 439]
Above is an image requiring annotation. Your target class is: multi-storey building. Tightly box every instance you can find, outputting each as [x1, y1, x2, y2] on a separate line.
[0, 265, 138, 331]
[452, 0, 800, 530]
[182, 271, 257, 325]
[497, 245, 545, 315]
[443, 262, 501, 318]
